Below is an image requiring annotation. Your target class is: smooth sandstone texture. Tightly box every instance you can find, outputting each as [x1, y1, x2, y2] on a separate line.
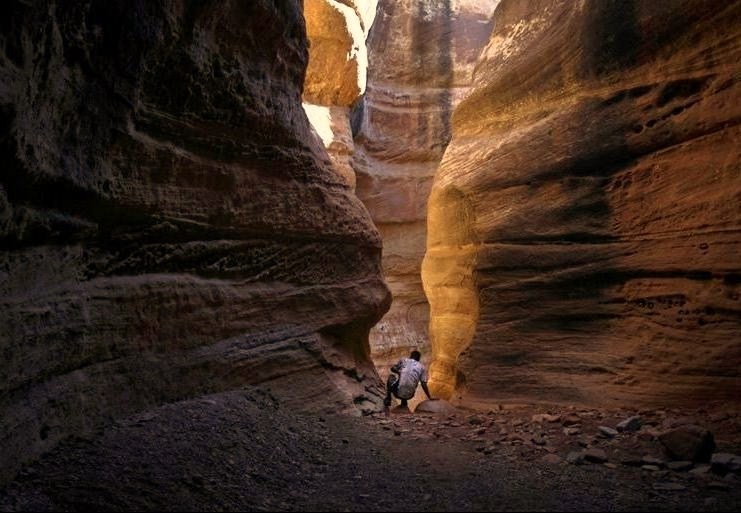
[423, 0, 741, 406]
[0, 0, 389, 483]
[355, 0, 499, 388]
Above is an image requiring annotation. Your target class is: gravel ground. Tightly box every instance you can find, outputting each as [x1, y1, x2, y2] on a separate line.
[1, 387, 740, 512]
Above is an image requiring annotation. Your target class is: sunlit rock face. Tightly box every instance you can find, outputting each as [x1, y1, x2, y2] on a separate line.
[302, 0, 375, 188]
[0, 0, 389, 483]
[304, 0, 367, 106]
[355, 0, 498, 388]
[423, 0, 741, 407]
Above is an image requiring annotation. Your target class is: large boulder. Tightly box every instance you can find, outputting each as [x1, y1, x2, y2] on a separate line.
[659, 425, 716, 462]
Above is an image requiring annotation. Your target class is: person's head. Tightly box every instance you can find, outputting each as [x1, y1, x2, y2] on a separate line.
[410, 350, 421, 361]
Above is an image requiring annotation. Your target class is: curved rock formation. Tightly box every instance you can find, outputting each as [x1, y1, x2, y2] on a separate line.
[354, 0, 498, 384]
[304, 0, 370, 107]
[0, 0, 389, 483]
[302, 0, 375, 188]
[423, 0, 741, 407]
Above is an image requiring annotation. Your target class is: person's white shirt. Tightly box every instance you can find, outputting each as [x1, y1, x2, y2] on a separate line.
[394, 358, 429, 399]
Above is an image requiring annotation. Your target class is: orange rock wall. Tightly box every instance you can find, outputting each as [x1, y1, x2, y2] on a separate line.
[423, 0, 741, 408]
[355, 0, 498, 384]
[302, 0, 373, 187]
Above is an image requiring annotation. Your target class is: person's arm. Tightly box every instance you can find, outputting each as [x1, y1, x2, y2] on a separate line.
[420, 381, 435, 401]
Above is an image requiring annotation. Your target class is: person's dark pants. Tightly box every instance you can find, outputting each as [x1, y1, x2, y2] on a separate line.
[384, 374, 408, 408]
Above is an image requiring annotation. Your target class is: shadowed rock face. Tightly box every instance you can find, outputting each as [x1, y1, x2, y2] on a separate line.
[354, 0, 498, 391]
[423, 0, 741, 407]
[0, 0, 389, 483]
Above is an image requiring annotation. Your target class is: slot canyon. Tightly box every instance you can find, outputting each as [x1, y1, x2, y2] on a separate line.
[1, 1, 740, 511]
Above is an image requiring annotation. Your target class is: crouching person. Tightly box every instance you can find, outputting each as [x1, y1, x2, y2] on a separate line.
[384, 350, 435, 411]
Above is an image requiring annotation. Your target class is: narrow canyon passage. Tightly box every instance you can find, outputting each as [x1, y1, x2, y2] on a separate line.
[1, 0, 740, 511]
[303, 0, 741, 411]
[301, 0, 501, 396]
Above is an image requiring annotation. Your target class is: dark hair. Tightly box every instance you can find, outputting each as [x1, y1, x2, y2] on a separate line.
[410, 350, 421, 361]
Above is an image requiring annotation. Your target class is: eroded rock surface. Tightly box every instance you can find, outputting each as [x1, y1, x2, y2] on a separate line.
[355, 0, 499, 388]
[0, 0, 389, 483]
[423, 0, 741, 406]
[302, 0, 375, 188]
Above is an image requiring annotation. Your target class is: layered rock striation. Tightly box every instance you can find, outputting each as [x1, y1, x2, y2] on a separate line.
[0, 0, 389, 483]
[423, 0, 741, 407]
[354, 0, 498, 381]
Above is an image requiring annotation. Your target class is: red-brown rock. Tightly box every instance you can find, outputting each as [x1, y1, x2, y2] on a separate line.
[355, 0, 499, 402]
[302, 0, 373, 188]
[659, 425, 716, 463]
[415, 399, 457, 415]
[0, 0, 389, 484]
[423, 0, 741, 406]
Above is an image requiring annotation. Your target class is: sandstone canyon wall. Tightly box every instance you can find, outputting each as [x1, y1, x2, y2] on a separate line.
[354, 0, 498, 383]
[0, 0, 389, 483]
[423, 0, 741, 407]
[302, 0, 377, 188]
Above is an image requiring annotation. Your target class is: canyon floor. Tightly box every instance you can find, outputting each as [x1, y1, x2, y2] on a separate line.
[1, 387, 740, 512]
